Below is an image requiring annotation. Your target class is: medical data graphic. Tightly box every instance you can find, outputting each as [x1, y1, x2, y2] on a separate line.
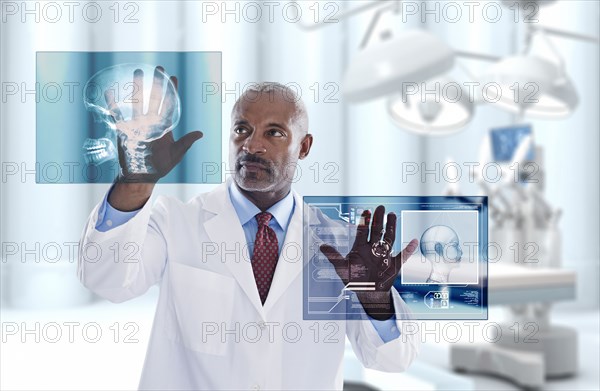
[303, 196, 488, 320]
[36, 51, 222, 183]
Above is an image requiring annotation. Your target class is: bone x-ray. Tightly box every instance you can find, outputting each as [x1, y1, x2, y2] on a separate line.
[303, 196, 488, 320]
[36, 51, 222, 183]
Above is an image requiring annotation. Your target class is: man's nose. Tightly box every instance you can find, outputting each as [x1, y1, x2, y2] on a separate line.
[242, 132, 266, 154]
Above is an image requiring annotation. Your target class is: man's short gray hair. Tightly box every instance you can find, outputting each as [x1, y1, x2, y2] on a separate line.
[232, 82, 309, 134]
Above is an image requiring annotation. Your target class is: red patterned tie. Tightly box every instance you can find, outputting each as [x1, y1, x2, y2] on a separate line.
[251, 212, 279, 304]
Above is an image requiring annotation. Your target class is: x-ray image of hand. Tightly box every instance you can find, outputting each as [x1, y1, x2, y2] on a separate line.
[84, 64, 202, 183]
[320, 205, 419, 293]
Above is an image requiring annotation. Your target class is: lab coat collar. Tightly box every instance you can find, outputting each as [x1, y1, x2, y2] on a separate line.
[202, 179, 304, 319]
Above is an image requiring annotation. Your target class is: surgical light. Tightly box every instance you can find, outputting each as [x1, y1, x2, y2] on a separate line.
[342, 29, 454, 103]
[386, 77, 474, 136]
[481, 55, 579, 119]
[304, 1, 598, 134]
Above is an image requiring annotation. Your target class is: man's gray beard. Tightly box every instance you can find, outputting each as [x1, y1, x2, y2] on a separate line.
[234, 171, 278, 192]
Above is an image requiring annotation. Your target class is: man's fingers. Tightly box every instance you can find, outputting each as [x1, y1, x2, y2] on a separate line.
[369, 205, 385, 245]
[352, 209, 371, 250]
[319, 244, 345, 268]
[104, 89, 124, 122]
[132, 69, 144, 118]
[383, 212, 396, 247]
[161, 76, 178, 127]
[394, 239, 419, 267]
[148, 66, 166, 115]
[172, 131, 203, 164]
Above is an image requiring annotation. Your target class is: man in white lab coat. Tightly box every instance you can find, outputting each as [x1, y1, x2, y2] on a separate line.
[78, 68, 420, 390]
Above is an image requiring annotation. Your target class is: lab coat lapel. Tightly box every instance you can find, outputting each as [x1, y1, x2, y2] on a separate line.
[202, 182, 265, 318]
[263, 191, 304, 314]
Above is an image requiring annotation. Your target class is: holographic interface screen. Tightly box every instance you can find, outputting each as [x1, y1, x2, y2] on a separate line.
[303, 196, 488, 320]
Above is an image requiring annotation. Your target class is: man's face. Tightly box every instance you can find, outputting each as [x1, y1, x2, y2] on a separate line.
[229, 91, 311, 193]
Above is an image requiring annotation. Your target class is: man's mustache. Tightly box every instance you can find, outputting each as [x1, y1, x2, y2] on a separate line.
[236, 154, 274, 173]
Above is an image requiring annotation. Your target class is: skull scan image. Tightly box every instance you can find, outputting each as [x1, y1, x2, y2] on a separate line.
[83, 63, 181, 173]
[419, 225, 463, 284]
[82, 137, 117, 166]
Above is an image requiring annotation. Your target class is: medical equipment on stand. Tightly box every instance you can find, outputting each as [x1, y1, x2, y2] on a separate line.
[447, 125, 576, 389]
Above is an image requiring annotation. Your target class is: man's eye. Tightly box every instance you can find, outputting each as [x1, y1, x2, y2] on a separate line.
[234, 127, 248, 134]
[268, 129, 284, 137]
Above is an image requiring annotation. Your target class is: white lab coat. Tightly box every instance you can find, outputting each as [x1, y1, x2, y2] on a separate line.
[78, 181, 419, 390]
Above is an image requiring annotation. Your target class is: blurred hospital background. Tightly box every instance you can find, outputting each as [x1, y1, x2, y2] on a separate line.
[1, 1, 598, 390]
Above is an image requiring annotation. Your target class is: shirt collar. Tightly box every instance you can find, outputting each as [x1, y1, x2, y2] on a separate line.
[228, 179, 295, 230]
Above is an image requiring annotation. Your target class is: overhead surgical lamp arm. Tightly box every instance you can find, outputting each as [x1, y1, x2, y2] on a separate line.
[454, 51, 501, 62]
[530, 25, 600, 44]
[297, 0, 398, 31]
[522, 24, 599, 70]
[359, 1, 402, 48]
[453, 27, 599, 64]
[304, 0, 402, 49]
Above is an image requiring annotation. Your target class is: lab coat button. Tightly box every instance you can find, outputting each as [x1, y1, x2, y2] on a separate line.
[252, 384, 260, 390]
[258, 321, 266, 330]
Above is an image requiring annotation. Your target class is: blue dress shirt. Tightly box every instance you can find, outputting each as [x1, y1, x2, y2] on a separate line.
[95, 182, 401, 343]
[227, 180, 293, 257]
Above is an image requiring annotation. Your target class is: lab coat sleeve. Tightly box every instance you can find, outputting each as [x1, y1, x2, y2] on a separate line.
[77, 193, 169, 303]
[345, 288, 421, 372]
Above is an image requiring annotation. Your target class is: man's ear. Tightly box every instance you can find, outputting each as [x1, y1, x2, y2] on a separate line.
[298, 134, 314, 160]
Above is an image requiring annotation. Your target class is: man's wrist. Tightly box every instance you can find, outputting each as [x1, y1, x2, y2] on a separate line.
[356, 291, 394, 321]
[108, 181, 154, 212]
